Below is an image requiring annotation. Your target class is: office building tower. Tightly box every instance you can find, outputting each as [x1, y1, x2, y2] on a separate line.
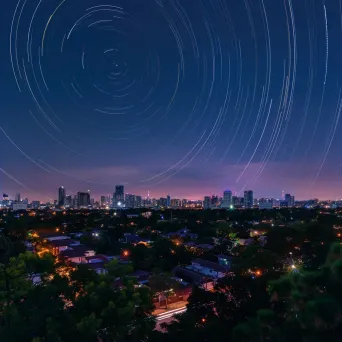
[211, 195, 219, 208]
[290, 195, 295, 207]
[166, 194, 171, 207]
[244, 190, 254, 209]
[222, 190, 232, 208]
[73, 195, 77, 207]
[285, 193, 295, 207]
[113, 185, 124, 207]
[125, 194, 135, 208]
[182, 199, 187, 207]
[65, 195, 72, 207]
[159, 197, 167, 207]
[259, 198, 273, 209]
[31, 201, 40, 209]
[203, 196, 211, 209]
[58, 186, 65, 206]
[101, 196, 106, 207]
[135, 195, 142, 208]
[77, 192, 90, 208]
[171, 198, 181, 208]
[15, 193, 21, 203]
[22, 198, 29, 205]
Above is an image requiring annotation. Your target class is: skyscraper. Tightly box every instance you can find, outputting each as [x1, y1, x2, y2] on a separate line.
[285, 193, 295, 207]
[203, 196, 211, 209]
[135, 195, 142, 208]
[65, 195, 72, 207]
[77, 192, 90, 208]
[222, 190, 232, 208]
[125, 194, 135, 208]
[15, 193, 21, 203]
[58, 186, 65, 206]
[166, 194, 171, 207]
[100, 196, 106, 207]
[113, 185, 124, 207]
[244, 190, 254, 209]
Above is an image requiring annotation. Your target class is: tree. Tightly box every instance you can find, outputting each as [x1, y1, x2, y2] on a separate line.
[0, 249, 155, 341]
[148, 273, 179, 309]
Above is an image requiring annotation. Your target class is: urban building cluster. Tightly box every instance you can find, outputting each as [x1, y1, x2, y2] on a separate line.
[2, 185, 330, 211]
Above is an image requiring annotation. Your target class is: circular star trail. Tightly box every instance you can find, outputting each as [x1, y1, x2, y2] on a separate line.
[2, 0, 342, 199]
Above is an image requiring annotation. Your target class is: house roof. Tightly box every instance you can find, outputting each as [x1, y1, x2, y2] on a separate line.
[192, 258, 228, 273]
[85, 255, 110, 263]
[60, 245, 89, 259]
[48, 239, 74, 248]
[173, 266, 207, 285]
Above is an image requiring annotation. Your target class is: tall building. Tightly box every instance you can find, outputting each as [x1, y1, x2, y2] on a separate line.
[285, 193, 295, 207]
[222, 190, 232, 208]
[159, 197, 167, 207]
[135, 195, 142, 208]
[244, 190, 254, 209]
[211, 195, 219, 208]
[100, 196, 107, 207]
[58, 186, 65, 206]
[15, 193, 21, 202]
[125, 194, 135, 208]
[290, 195, 295, 207]
[285, 194, 291, 206]
[65, 195, 72, 207]
[113, 185, 124, 207]
[166, 194, 171, 207]
[77, 192, 90, 208]
[203, 196, 211, 209]
[259, 198, 273, 209]
[31, 201, 40, 209]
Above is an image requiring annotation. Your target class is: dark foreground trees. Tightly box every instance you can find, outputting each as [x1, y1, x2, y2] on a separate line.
[156, 242, 342, 342]
[0, 237, 155, 342]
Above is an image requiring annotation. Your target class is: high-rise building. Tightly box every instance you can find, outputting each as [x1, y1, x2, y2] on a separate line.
[203, 196, 211, 209]
[182, 199, 187, 207]
[135, 195, 142, 208]
[31, 201, 40, 209]
[166, 194, 171, 207]
[285, 193, 295, 207]
[259, 198, 273, 209]
[65, 195, 72, 207]
[100, 196, 106, 207]
[290, 195, 295, 207]
[125, 194, 135, 208]
[222, 190, 232, 208]
[58, 186, 65, 206]
[244, 190, 254, 209]
[171, 198, 181, 208]
[77, 192, 90, 208]
[159, 197, 167, 207]
[15, 193, 21, 203]
[113, 185, 124, 207]
[211, 195, 219, 208]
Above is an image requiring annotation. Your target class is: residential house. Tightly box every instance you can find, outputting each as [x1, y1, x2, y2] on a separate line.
[60, 245, 95, 264]
[173, 266, 214, 290]
[187, 258, 228, 280]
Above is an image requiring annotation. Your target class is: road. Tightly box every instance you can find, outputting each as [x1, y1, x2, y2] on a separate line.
[155, 306, 187, 331]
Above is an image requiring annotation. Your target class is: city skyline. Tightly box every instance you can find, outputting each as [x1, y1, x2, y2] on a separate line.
[2, 1, 342, 201]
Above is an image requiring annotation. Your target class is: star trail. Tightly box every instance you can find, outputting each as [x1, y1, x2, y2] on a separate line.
[1, 0, 342, 200]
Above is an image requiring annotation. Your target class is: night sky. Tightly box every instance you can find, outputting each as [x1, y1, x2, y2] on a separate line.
[1, 0, 342, 201]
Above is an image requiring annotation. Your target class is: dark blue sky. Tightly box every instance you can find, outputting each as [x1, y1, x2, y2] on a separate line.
[1, 0, 342, 201]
